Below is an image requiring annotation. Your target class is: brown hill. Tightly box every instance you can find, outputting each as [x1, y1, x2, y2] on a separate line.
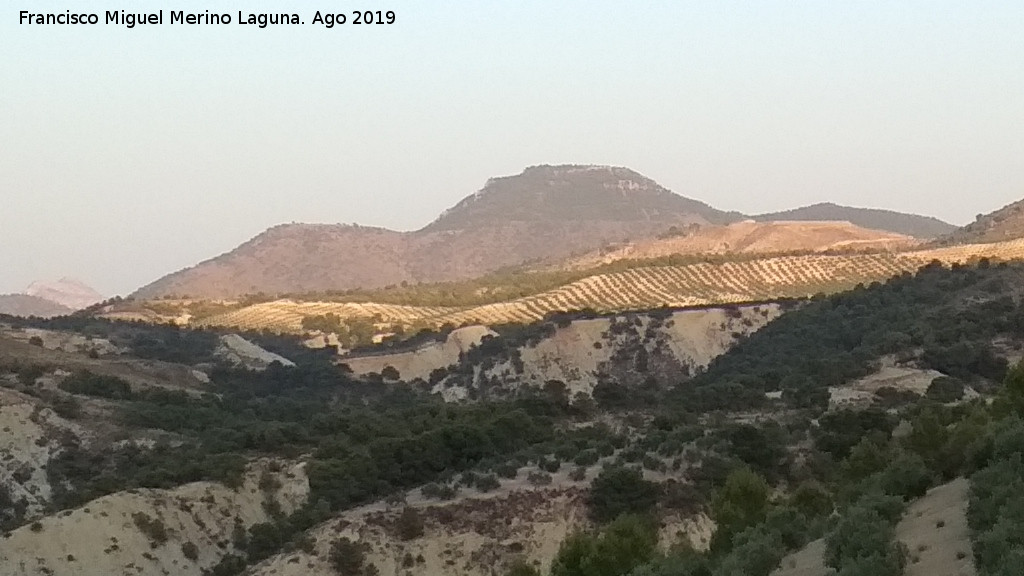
[132, 165, 955, 300]
[935, 197, 1024, 245]
[752, 202, 955, 238]
[132, 166, 742, 300]
[0, 295, 73, 318]
[563, 220, 918, 269]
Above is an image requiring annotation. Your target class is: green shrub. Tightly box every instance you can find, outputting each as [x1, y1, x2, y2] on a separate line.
[50, 396, 82, 419]
[208, 554, 247, 576]
[540, 458, 561, 473]
[131, 512, 168, 547]
[574, 449, 600, 467]
[551, 514, 657, 576]
[588, 467, 658, 523]
[714, 524, 787, 576]
[710, 468, 770, 552]
[330, 537, 369, 576]
[873, 452, 932, 501]
[459, 471, 479, 487]
[968, 417, 1024, 575]
[421, 483, 457, 500]
[506, 559, 541, 576]
[396, 507, 424, 540]
[790, 480, 833, 519]
[495, 462, 519, 479]
[824, 494, 906, 576]
[475, 474, 501, 492]
[527, 471, 552, 486]
[59, 370, 132, 400]
[641, 455, 665, 472]
[16, 364, 46, 387]
[926, 376, 966, 403]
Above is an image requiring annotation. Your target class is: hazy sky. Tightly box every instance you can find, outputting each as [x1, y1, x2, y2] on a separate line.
[3, 1, 1023, 296]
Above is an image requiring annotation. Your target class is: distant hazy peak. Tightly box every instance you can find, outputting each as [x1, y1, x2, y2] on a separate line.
[25, 277, 104, 311]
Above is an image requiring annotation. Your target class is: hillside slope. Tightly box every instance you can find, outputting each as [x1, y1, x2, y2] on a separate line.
[773, 479, 975, 576]
[132, 166, 738, 300]
[341, 304, 781, 400]
[564, 220, 916, 269]
[753, 202, 955, 238]
[183, 237, 1024, 334]
[935, 196, 1024, 245]
[0, 459, 307, 576]
[6, 262, 1024, 576]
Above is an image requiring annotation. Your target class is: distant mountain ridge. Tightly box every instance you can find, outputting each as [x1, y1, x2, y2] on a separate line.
[0, 278, 102, 318]
[752, 202, 956, 238]
[132, 165, 952, 300]
[0, 294, 73, 318]
[25, 278, 104, 311]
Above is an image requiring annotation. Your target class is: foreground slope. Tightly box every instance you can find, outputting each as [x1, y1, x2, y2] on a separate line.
[6, 262, 1024, 576]
[773, 479, 976, 576]
[0, 461, 307, 576]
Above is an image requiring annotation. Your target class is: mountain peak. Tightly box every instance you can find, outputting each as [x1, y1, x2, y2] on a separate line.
[424, 165, 739, 231]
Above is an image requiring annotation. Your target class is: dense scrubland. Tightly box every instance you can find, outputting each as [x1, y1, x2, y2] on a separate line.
[4, 261, 1024, 574]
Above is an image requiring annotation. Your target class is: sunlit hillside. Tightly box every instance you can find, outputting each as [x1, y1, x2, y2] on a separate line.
[167, 238, 1024, 334]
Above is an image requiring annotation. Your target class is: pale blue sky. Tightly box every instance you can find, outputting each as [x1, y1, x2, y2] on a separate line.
[3, 1, 1023, 295]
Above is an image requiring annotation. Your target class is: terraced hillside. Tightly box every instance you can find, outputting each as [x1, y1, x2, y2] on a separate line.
[563, 220, 918, 269]
[185, 239, 1024, 334]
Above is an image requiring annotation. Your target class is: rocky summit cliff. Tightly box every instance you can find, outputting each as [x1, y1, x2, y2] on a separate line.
[423, 165, 741, 230]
